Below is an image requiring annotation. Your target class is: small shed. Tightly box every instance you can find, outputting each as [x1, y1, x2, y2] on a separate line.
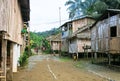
[91, 9, 120, 65]
[46, 34, 61, 52]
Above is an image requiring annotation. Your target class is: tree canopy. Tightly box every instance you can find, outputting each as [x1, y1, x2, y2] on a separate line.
[65, 0, 120, 19]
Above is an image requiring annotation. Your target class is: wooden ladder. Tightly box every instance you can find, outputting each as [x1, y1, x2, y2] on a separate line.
[0, 70, 6, 81]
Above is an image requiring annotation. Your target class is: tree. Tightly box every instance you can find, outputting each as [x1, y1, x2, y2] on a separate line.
[65, 0, 120, 19]
[100, 0, 120, 9]
[65, 0, 83, 19]
[30, 32, 43, 48]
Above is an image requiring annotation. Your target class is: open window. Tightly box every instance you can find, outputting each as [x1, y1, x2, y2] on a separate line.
[110, 26, 117, 37]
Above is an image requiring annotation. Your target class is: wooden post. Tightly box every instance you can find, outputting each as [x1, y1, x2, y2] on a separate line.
[1, 39, 7, 81]
[76, 39, 78, 60]
[76, 53, 78, 60]
[94, 52, 97, 60]
[91, 51, 94, 63]
[108, 53, 111, 65]
[9, 43, 13, 81]
[86, 49, 88, 59]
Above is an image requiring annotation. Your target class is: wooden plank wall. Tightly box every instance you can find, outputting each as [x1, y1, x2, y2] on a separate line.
[0, 0, 10, 32]
[69, 39, 77, 53]
[72, 18, 87, 33]
[72, 18, 95, 33]
[0, 0, 24, 45]
[7, 0, 23, 45]
[61, 39, 69, 52]
[52, 42, 61, 51]
[91, 14, 120, 54]
[77, 39, 91, 53]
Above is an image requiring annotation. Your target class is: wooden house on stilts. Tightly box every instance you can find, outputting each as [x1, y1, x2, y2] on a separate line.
[91, 9, 120, 65]
[61, 16, 95, 58]
[0, 0, 30, 81]
[46, 33, 62, 53]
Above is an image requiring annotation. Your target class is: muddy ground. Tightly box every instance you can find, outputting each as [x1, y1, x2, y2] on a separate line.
[13, 54, 120, 81]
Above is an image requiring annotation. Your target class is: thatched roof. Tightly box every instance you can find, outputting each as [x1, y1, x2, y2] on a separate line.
[46, 33, 61, 42]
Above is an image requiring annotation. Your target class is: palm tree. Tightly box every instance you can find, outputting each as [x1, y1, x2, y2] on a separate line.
[65, 0, 83, 19]
[65, 0, 120, 19]
[65, 0, 102, 19]
[100, 0, 120, 9]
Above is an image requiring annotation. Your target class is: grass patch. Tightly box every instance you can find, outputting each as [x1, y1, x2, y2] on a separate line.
[74, 61, 85, 69]
[59, 56, 72, 62]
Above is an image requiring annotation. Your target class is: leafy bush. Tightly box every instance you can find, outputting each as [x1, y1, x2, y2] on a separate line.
[43, 48, 52, 54]
[19, 51, 28, 67]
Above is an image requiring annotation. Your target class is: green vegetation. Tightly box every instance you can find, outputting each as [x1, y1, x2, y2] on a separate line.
[36, 28, 61, 38]
[30, 32, 43, 48]
[65, 0, 120, 19]
[74, 61, 86, 69]
[60, 56, 72, 62]
[30, 28, 60, 54]
[18, 46, 35, 67]
[19, 51, 28, 67]
[21, 28, 28, 34]
[42, 39, 51, 54]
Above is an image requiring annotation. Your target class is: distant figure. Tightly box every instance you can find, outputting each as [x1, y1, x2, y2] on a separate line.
[73, 53, 77, 61]
[53, 51, 56, 56]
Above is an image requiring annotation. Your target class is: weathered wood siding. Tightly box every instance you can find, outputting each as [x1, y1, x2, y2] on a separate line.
[91, 14, 120, 54]
[109, 37, 120, 53]
[91, 26, 97, 52]
[72, 18, 94, 33]
[69, 39, 77, 53]
[52, 41, 61, 51]
[77, 39, 91, 52]
[0, 0, 10, 31]
[61, 39, 69, 52]
[0, 0, 24, 45]
[69, 38, 91, 53]
[73, 18, 87, 33]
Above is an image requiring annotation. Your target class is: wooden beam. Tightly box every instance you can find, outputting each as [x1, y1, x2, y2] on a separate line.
[108, 54, 111, 65]
[0, 76, 6, 79]
[9, 43, 13, 81]
[1, 39, 7, 81]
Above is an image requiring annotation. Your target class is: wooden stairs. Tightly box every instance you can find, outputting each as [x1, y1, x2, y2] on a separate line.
[0, 70, 6, 81]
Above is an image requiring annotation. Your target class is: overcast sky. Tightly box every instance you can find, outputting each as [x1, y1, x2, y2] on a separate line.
[30, 0, 69, 32]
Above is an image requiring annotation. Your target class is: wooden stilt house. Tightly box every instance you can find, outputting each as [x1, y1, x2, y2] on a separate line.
[0, 0, 30, 81]
[46, 33, 61, 53]
[61, 16, 95, 57]
[91, 9, 120, 65]
[68, 24, 93, 58]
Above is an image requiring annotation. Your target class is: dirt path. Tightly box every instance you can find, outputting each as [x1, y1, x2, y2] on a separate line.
[13, 54, 107, 81]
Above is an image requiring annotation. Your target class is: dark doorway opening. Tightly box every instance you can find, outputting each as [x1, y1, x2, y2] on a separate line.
[110, 26, 117, 37]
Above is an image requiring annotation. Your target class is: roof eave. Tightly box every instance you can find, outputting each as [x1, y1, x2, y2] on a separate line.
[18, 0, 30, 22]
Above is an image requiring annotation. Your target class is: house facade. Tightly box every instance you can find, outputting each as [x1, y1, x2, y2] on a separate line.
[0, 0, 30, 80]
[91, 9, 120, 65]
[46, 34, 61, 52]
[61, 16, 95, 57]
